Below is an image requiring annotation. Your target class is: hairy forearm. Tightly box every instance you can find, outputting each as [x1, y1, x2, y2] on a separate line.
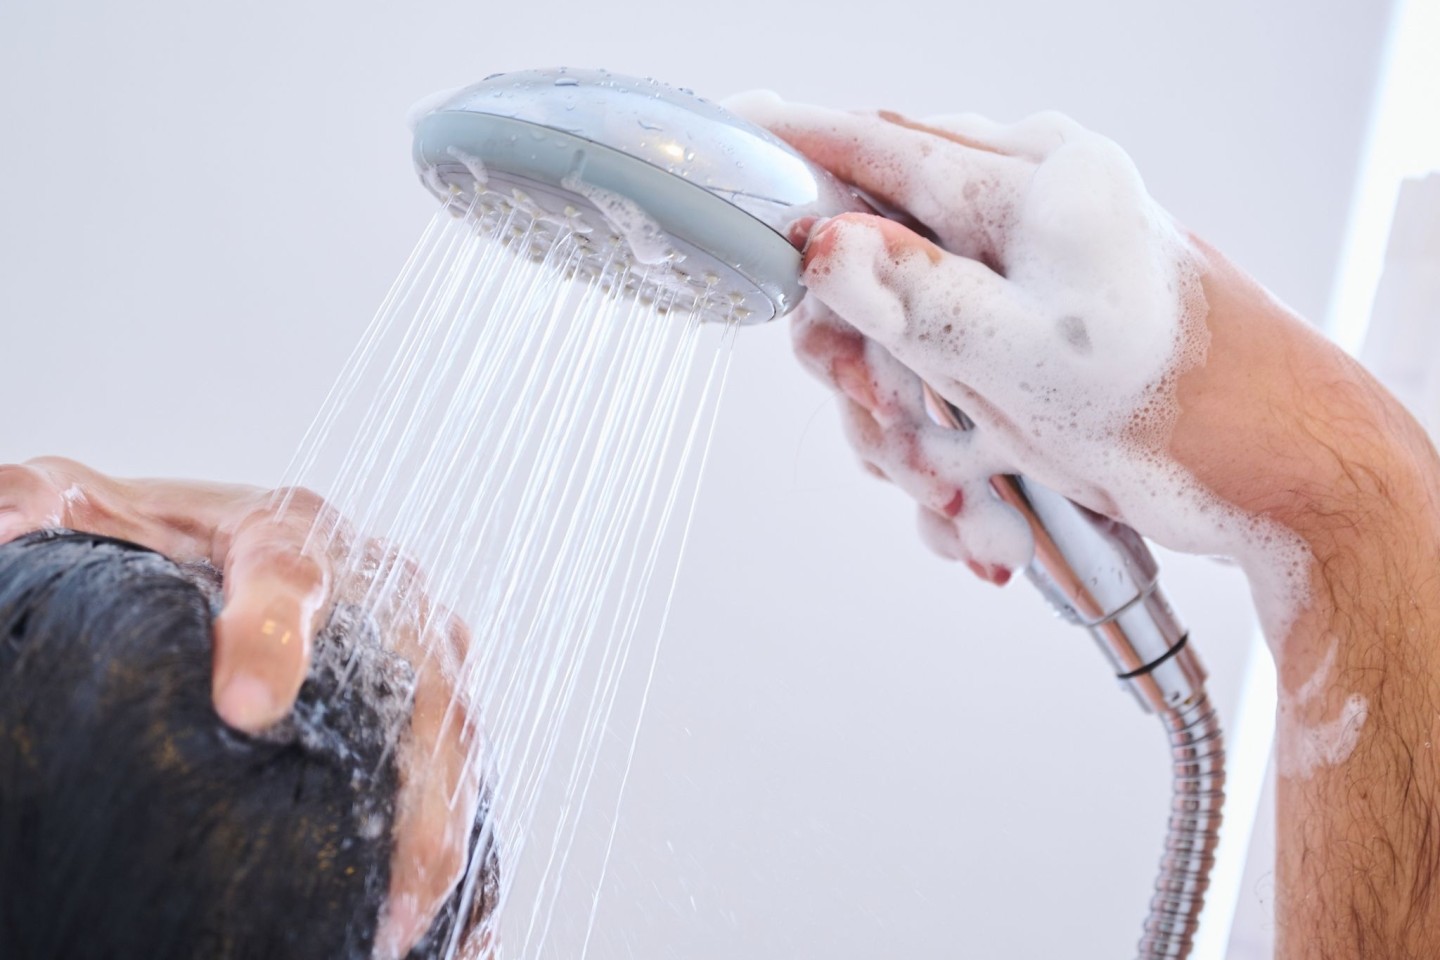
[1273, 384, 1440, 959]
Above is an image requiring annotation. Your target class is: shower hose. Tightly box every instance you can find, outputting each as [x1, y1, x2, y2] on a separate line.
[1138, 694, 1226, 959]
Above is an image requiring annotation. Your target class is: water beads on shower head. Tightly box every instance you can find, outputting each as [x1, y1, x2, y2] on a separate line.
[409, 68, 871, 325]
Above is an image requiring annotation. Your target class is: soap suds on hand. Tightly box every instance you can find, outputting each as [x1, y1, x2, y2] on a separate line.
[755, 102, 1312, 641]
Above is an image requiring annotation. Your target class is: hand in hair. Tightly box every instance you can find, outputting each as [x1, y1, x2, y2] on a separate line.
[0, 457, 480, 959]
[0, 531, 498, 959]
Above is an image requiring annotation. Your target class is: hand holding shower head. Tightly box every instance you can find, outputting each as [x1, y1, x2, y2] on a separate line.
[409, 68, 1223, 960]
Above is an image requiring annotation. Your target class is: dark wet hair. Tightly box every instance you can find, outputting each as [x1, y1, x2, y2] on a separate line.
[0, 530, 494, 960]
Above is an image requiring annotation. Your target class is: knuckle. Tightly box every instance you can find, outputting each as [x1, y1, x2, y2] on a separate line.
[21, 455, 82, 476]
[271, 486, 350, 539]
[0, 463, 44, 498]
[274, 485, 328, 519]
[839, 401, 884, 452]
[0, 465, 65, 526]
[444, 613, 473, 656]
[367, 538, 428, 596]
[240, 534, 328, 587]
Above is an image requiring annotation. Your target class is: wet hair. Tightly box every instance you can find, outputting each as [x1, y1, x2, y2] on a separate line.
[0, 530, 495, 960]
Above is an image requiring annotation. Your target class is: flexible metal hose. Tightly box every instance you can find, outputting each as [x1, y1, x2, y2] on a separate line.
[921, 390, 1227, 955]
[1138, 694, 1226, 959]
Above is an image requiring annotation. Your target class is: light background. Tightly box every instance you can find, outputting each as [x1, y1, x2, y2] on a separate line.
[0, 2, 1396, 957]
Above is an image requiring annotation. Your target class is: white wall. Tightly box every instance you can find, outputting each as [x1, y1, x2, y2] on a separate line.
[0, 2, 1392, 957]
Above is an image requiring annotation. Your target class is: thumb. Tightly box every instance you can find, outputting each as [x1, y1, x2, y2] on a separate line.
[211, 525, 331, 732]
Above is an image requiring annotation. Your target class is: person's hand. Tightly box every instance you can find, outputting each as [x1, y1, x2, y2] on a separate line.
[0, 456, 479, 957]
[727, 94, 1437, 627]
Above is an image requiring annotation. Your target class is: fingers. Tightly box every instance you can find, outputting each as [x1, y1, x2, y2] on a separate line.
[838, 398, 966, 518]
[917, 503, 967, 560]
[22, 456, 267, 561]
[724, 91, 1026, 258]
[789, 241, 1037, 585]
[793, 299, 975, 531]
[916, 507, 1015, 586]
[212, 511, 334, 731]
[13, 462, 339, 732]
[790, 300, 883, 414]
[800, 214, 1034, 403]
[921, 110, 1086, 162]
[840, 392, 1034, 583]
[0, 463, 65, 543]
[376, 615, 480, 960]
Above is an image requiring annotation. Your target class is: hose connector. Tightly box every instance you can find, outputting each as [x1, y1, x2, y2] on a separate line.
[1001, 475, 1206, 714]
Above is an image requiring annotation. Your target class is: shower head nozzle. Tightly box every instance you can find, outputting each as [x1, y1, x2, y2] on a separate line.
[410, 68, 867, 324]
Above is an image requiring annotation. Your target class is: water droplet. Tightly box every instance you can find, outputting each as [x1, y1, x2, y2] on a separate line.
[554, 77, 580, 87]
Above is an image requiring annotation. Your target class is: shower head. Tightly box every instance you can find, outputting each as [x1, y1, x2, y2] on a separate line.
[410, 68, 868, 324]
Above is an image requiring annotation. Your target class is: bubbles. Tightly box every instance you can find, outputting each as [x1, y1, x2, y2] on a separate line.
[559, 172, 678, 267]
[444, 147, 489, 190]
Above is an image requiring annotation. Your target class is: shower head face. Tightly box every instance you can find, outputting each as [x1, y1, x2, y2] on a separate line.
[410, 68, 867, 324]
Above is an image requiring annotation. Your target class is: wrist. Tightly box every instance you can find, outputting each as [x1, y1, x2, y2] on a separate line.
[1175, 248, 1440, 576]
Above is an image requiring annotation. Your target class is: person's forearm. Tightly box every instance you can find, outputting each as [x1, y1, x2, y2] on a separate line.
[1272, 387, 1440, 959]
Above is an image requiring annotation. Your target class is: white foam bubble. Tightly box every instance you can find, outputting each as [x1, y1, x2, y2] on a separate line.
[1277, 640, 1369, 779]
[445, 146, 488, 189]
[559, 173, 678, 266]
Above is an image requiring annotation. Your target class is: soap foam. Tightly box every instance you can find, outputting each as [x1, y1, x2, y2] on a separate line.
[1277, 640, 1369, 779]
[446, 146, 489, 189]
[780, 106, 1313, 642]
[559, 173, 678, 266]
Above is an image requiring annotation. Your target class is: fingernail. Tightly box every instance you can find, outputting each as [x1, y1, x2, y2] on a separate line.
[801, 216, 837, 257]
[786, 215, 821, 250]
[215, 672, 280, 732]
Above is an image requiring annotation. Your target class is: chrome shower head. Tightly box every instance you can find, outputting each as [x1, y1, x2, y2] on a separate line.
[410, 67, 867, 324]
